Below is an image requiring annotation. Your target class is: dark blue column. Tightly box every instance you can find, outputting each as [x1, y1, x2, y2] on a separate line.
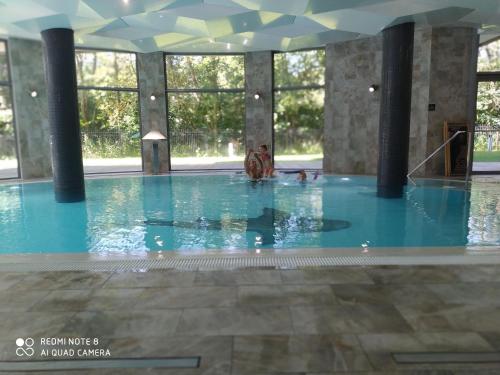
[41, 28, 85, 202]
[377, 22, 414, 198]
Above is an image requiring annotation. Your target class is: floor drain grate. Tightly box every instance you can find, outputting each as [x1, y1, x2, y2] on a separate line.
[393, 352, 500, 364]
[2, 254, 500, 272]
[0, 357, 201, 372]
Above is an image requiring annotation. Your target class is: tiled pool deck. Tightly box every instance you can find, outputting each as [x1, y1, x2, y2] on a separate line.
[1, 265, 500, 374]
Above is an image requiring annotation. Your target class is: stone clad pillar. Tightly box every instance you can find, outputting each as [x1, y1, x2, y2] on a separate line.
[377, 22, 414, 198]
[41, 28, 85, 202]
[245, 51, 273, 154]
[8, 38, 52, 179]
[408, 27, 478, 177]
[324, 37, 382, 174]
[137, 52, 170, 174]
[425, 28, 477, 177]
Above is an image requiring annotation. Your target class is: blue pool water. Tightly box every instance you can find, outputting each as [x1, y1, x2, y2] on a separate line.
[0, 175, 498, 254]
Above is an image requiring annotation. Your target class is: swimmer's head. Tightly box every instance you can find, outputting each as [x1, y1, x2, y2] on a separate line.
[297, 170, 307, 181]
[259, 144, 268, 153]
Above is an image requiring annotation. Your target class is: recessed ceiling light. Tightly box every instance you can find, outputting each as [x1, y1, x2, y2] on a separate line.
[243, 38, 248, 45]
[209, 38, 215, 43]
[226, 43, 231, 50]
[122, 0, 129, 4]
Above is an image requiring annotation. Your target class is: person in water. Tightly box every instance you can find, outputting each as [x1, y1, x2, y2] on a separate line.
[258, 144, 274, 177]
[244, 149, 263, 181]
[297, 170, 307, 182]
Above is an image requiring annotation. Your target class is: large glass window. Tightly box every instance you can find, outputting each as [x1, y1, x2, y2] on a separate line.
[475, 40, 500, 173]
[76, 50, 141, 174]
[478, 39, 500, 72]
[166, 55, 245, 170]
[273, 49, 325, 170]
[0, 40, 18, 179]
[0, 42, 8, 82]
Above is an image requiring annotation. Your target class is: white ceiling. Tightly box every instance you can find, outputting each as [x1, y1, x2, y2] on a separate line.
[0, 0, 499, 53]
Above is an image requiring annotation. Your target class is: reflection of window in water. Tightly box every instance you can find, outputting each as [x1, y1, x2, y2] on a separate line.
[0, 186, 21, 216]
[468, 185, 500, 246]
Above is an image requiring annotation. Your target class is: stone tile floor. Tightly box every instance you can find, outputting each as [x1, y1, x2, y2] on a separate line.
[1, 265, 500, 374]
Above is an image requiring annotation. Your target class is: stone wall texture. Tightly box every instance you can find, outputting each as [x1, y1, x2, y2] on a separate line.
[324, 26, 477, 177]
[137, 52, 170, 174]
[8, 38, 52, 179]
[324, 37, 382, 174]
[425, 27, 477, 176]
[408, 27, 432, 177]
[245, 51, 273, 153]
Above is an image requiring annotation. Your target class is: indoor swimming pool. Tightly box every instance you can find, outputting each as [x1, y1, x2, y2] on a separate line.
[0, 175, 498, 255]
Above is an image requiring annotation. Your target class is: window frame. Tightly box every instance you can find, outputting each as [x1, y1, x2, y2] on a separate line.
[478, 37, 500, 75]
[272, 48, 326, 169]
[164, 52, 246, 171]
[473, 39, 500, 175]
[0, 38, 20, 180]
[75, 48, 143, 174]
[75, 47, 140, 91]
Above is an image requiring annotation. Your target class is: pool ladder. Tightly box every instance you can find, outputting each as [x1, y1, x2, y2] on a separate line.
[407, 130, 471, 186]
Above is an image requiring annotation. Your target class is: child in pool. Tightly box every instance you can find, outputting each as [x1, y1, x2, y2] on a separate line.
[258, 144, 274, 177]
[244, 149, 263, 181]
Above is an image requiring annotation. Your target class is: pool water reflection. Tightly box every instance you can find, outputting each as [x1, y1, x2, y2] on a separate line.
[0, 175, 498, 254]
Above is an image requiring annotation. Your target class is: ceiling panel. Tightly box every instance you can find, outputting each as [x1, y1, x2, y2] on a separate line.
[0, 0, 499, 52]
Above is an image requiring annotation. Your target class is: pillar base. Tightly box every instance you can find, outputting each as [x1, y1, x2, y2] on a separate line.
[55, 188, 85, 203]
[377, 185, 404, 199]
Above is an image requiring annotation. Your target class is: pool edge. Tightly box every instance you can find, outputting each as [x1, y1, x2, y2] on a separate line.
[1, 246, 500, 271]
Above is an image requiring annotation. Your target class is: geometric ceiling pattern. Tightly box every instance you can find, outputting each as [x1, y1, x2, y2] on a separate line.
[0, 0, 499, 53]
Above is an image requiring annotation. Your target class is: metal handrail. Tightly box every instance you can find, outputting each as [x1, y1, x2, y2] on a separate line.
[407, 130, 467, 185]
